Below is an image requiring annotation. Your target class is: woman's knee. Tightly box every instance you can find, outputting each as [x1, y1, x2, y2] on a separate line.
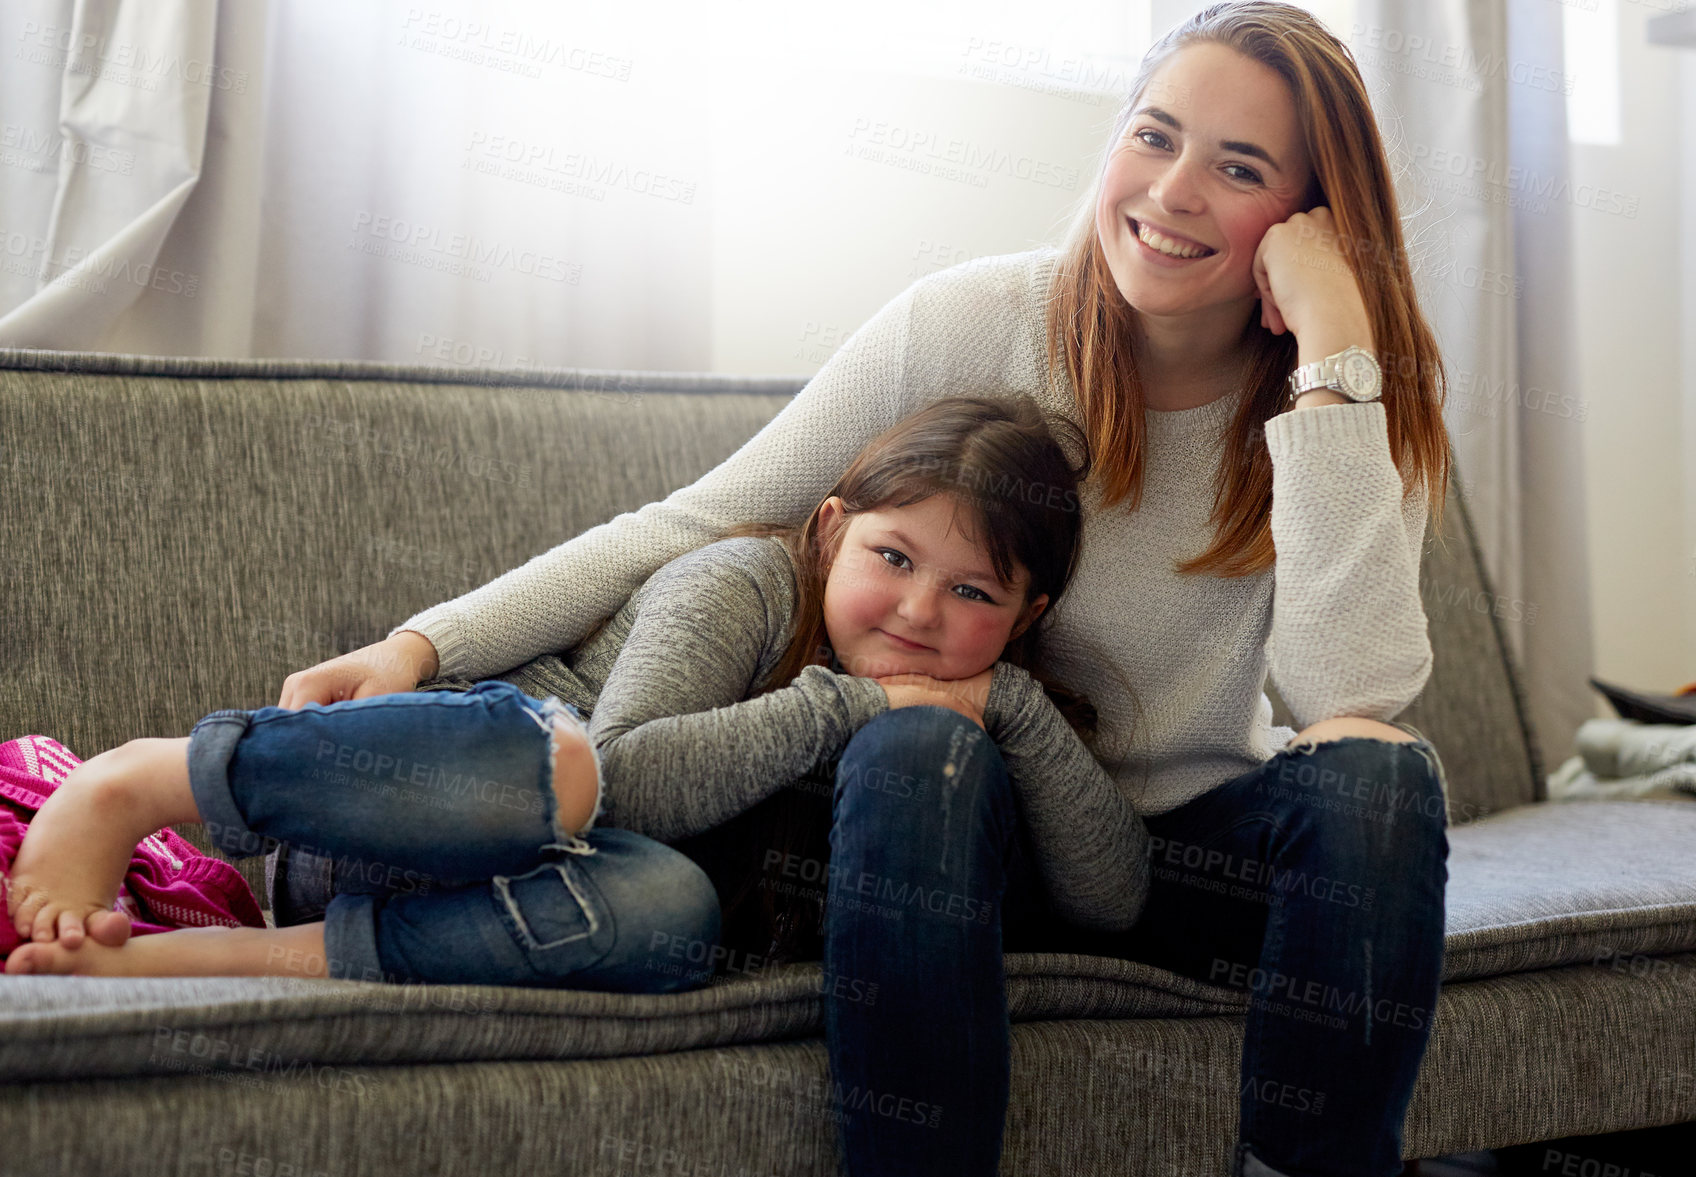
[1269, 735, 1451, 864]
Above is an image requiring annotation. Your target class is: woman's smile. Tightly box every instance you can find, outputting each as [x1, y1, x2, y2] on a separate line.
[1128, 215, 1219, 267]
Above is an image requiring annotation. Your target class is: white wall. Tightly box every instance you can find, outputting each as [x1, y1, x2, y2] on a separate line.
[705, 64, 1118, 375]
[704, 6, 1153, 374]
[1571, 1, 1695, 711]
[1684, 47, 1696, 695]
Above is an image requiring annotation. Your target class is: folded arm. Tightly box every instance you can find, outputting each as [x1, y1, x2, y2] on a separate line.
[586, 542, 889, 843]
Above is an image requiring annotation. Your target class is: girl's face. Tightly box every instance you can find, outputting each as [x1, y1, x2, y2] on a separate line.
[818, 493, 1048, 681]
[1095, 41, 1314, 319]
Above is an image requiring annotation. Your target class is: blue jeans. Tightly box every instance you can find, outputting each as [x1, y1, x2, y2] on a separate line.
[823, 706, 1450, 1177]
[185, 680, 721, 992]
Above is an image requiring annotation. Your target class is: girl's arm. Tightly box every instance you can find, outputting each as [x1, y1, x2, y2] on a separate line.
[587, 539, 890, 844]
[981, 661, 1151, 934]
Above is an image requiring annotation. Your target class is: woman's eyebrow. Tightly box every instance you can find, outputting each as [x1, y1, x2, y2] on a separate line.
[1132, 105, 1284, 173]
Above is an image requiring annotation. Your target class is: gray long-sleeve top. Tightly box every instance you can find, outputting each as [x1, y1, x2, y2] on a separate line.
[476, 533, 1150, 934]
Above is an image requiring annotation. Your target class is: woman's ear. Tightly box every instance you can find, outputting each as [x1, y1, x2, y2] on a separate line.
[1010, 593, 1049, 640]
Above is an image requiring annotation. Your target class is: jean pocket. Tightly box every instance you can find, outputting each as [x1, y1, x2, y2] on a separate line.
[492, 858, 610, 954]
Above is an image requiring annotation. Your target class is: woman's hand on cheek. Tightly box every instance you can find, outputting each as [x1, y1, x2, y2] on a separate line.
[874, 667, 996, 730]
[1251, 205, 1374, 350]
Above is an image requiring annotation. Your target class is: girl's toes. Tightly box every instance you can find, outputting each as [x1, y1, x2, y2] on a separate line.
[30, 903, 59, 943]
[5, 942, 68, 975]
[9, 884, 45, 938]
[56, 908, 87, 949]
[87, 909, 132, 947]
[31, 902, 85, 945]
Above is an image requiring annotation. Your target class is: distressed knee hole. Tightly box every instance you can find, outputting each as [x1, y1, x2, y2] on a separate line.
[1291, 719, 1420, 750]
[537, 698, 602, 841]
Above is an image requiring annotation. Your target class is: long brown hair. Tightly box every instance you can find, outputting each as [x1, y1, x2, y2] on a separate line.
[679, 394, 1101, 965]
[1044, 0, 1452, 578]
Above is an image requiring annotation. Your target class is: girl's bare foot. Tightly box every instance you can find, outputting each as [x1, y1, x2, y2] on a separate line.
[4, 921, 329, 978]
[7, 738, 198, 948]
[86, 909, 135, 947]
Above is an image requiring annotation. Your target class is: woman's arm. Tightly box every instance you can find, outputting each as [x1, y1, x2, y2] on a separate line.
[386, 284, 926, 684]
[980, 662, 1151, 934]
[1263, 403, 1432, 728]
[1253, 204, 1433, 727]
[586, 539, 890, 844]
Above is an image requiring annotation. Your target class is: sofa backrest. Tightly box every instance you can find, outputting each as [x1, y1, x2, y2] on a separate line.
[0, 348, 1542, 832]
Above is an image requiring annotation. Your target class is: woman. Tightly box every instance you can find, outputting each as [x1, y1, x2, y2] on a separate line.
[281, 4, 1452, 1175]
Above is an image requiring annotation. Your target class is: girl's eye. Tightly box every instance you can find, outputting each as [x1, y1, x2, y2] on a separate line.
[875, 549, 996, 603]
[876, 548, 911, 571]
[954, 584, 993, 604]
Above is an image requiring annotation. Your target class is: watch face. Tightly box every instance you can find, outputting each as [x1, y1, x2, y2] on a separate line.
[1341, 351, 1381, 399]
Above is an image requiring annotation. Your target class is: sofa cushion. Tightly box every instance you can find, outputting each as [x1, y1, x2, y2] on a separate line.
[0, 956, 1247, 1085]
[9, 953, 1696, 1177]
[1440, 799, 1696, 980]
[3, 800, 1694, 1084]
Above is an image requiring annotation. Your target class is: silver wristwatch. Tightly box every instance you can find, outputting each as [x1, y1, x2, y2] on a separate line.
[1287, 344, 1382, 406]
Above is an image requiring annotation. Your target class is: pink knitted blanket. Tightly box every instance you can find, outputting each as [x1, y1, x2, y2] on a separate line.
[0, 735, 266, 958]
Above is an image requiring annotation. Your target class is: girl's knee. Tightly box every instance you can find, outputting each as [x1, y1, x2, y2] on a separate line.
[538, 700, 601, 838]
[838, 708, 1008, 816]
[589, 830, 722, 952]
[832, 711, 1012, 882]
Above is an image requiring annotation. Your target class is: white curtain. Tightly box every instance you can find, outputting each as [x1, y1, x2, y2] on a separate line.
[0, 0, 260, 349]
[1, 0, 1141, 371]
[1354, 0, 1595, 772]
[0, 0, 713, 367]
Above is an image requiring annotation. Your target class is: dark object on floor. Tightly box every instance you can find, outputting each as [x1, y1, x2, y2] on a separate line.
[1589, 676, 1696, 726]
[1493, 1120, 1696, 1175]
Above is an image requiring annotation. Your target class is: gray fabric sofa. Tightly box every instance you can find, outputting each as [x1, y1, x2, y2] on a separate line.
[2, 346, 1693, 1177]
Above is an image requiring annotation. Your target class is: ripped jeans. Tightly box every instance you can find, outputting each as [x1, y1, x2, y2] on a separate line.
[185, 680, 721, 991]
[823, 706, 1449, 1177]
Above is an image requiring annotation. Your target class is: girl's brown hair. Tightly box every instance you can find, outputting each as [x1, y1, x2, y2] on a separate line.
[1044, 0, 1452, 578]
[679, 394, 1104, 964]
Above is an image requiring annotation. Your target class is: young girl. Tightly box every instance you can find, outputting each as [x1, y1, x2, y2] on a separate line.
[3, 394, 1150, 984]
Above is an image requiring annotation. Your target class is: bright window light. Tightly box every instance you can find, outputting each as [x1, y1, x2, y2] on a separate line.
[1564, 0, 1621, 145]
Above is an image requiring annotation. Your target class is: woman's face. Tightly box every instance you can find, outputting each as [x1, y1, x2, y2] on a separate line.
[818, 493, 1048, 681]
[1095, 41, 1315, 320]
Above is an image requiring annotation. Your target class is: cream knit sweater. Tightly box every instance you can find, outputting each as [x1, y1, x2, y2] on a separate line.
[392, 246, 1432, 817]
